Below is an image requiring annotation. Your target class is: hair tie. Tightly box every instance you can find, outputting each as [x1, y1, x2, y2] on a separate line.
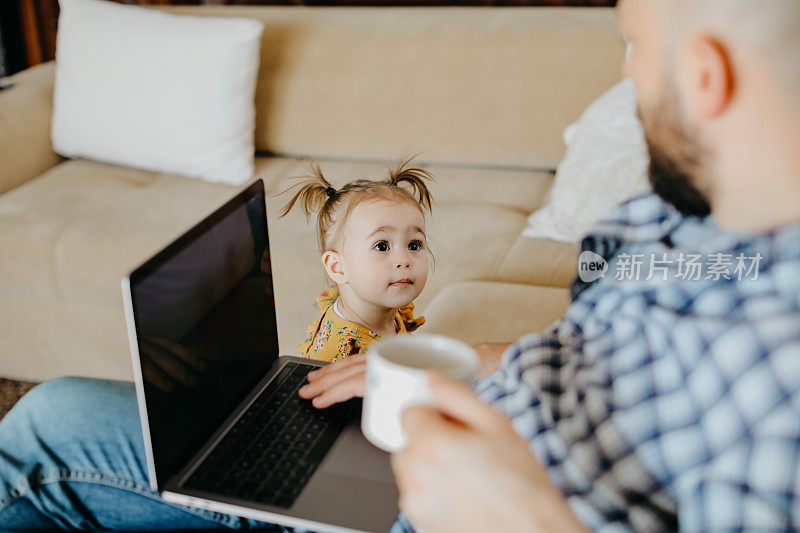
[325, 187, 336, 199]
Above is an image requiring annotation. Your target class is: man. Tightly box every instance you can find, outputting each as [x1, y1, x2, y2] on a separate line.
[304, 0, 800, 529]
[2, 0, 800, 530]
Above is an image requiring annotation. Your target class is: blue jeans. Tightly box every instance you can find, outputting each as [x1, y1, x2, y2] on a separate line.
[0, 376, 287, 530]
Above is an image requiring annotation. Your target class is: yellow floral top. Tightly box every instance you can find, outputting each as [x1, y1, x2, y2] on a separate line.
[296, 289, 424, 363]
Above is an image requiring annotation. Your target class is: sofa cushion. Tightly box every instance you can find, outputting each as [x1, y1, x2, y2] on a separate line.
[269, 160, 555, 213]
[0, 158, 297, 302]
[524, 78, 650, 243]
[0, 292, 131, 381]
[493, 234, 578, 289]
[420, 281, 570, 345]
[163, 6, 624, 169]
[52, 0, 264, 184]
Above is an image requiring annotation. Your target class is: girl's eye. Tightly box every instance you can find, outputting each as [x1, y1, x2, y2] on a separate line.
[373, 241, 390, 252]
[408, 240, 424, 251]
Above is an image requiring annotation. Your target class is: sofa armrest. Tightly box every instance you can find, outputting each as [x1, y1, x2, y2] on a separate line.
[421, 281, 570, 346]
[0, 62, 61, 195]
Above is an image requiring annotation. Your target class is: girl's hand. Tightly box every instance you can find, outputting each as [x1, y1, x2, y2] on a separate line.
[298, 353, 367, 408]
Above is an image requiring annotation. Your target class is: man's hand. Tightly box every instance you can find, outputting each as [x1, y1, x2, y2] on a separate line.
[473, 342, 511, 379]
[298, 353, 367, 408]
[391, 373, 586, 533]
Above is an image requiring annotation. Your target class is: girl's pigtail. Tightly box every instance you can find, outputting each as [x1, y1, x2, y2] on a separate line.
[387, 155, 434, 213]
[278, 163, 335, 219]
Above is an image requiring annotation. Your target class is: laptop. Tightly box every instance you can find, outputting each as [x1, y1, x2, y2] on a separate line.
[121, 179, 399, 533]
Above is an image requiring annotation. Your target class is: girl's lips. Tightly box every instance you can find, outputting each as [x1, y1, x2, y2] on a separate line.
[390, 279, 413, 287]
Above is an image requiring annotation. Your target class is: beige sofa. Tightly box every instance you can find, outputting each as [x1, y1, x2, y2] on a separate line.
[0, 6, 624, 382]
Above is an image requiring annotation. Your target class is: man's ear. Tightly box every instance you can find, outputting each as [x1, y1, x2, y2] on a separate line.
[684, 35, 735, 119]
[322, 250, 347, 285]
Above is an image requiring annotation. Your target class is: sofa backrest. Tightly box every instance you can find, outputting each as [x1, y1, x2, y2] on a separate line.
[163, 6, 624, 169]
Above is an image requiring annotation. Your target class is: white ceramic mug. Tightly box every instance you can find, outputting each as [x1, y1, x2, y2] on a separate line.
[362, 333, 479, 452]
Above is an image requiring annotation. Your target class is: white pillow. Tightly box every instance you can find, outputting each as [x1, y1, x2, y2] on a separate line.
[52, 0, 264, 185]
[524, 79, 650, 243]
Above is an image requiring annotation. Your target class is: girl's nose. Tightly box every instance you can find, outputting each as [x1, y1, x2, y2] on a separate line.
[394, 250, 412, 268]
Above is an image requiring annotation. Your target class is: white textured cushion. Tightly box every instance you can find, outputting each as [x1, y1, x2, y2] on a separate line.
[524, 78, 650, 243]
[52, 0, 264, 185]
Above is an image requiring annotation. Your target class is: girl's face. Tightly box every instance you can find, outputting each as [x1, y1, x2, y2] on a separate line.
[336, 198, 429, 310]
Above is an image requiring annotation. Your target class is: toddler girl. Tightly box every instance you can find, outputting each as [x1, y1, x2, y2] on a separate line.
[279, 158, 434, 362]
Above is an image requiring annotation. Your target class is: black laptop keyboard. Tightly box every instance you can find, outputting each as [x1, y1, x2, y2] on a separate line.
[184, 362, 360, 508]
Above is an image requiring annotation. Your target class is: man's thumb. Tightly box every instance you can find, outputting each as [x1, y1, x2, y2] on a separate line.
[427, 371, 502, 432]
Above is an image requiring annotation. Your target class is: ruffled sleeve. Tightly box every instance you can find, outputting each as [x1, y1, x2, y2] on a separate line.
[397, 301, 424, 333]
[297, 289, 337, 356]
[315, 288, 337, 311]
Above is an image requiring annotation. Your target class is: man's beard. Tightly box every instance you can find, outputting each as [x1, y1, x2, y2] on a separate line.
[639, 84, 713, 218]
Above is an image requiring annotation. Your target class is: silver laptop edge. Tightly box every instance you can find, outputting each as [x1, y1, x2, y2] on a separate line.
[121, 275, 160, 493]
[162, 490, 368, 533]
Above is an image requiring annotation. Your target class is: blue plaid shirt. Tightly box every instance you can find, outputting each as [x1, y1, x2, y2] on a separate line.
[394, 190, 800, 532]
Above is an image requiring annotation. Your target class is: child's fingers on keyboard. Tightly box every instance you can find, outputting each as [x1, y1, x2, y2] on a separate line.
[299, 363, 366, 402]
[307, 353, 366, 381]
[310, 374, 366, 408]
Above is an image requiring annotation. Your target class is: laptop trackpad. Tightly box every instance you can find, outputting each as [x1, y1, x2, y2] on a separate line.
[292, 469, 399, 531]
[288, 423, 399, 531]
[319, 422, 395, 484]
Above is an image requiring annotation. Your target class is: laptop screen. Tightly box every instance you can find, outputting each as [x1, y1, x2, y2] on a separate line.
[128, 180, 278, 488]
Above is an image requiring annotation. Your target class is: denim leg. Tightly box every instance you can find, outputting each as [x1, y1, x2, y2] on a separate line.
[0, 376, 283, 530]
[389, 513, 415, 533]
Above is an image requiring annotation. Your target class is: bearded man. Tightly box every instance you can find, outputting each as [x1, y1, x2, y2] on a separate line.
[370, 0, 800, 530]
